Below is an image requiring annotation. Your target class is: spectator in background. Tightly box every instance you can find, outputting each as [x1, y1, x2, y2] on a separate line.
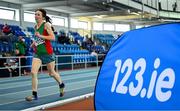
[0, 29, 5, 36]
[86, 37, 94, 51]
[83, 35, 88, 42]
[77, 40, 83, 49]
[86, 37, 94, 45]
[91, 50, 98, 57]
[0, 29, 14, 43]
[0, 53, 18, 77]
[96, 43, 107, 55]
[58, 32, 66, 44]
[23, 29, 32, 37]
[58, 32, 70, 44]
[15, 36, 26, 56]
[4, 58, 18, 77]
[172, 2, 177, 11]
[82, 35, 88, 49]
[15, 36, 27, 75]
[64, 33, 71, 44]
[2, 24, 11, 35]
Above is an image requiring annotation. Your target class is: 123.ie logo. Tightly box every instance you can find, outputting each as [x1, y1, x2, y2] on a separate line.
[111, 58, 175, 102]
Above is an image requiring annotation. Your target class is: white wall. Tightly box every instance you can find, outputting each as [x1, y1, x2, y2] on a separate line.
[152, 0, 157, 8]
[0, 19, 20, 26]
[92, 30, 123, 36]
[177, 0, 180, 11]
[167, 0, 176, 11]
[160, 0, 178, 11]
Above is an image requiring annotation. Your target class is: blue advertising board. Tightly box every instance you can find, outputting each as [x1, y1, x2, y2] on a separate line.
[95, 23, 180, 110]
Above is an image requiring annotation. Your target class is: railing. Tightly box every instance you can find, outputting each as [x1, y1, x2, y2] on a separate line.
[0, 54, 105, 77]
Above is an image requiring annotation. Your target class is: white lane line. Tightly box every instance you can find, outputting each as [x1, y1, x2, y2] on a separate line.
[0, 79, 96, 98]
[0, 70, 97, 86]
[0, 68, 99, 83]
[21, 93, 94, 111]
[0, 72, 97, 89]
[0, 80, 95, 106]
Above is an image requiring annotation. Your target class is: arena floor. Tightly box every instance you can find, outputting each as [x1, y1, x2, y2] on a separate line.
[0, 67, 98, 110]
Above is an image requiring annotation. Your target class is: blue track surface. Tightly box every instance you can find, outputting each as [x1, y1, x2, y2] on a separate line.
[0, 68, 99, 110]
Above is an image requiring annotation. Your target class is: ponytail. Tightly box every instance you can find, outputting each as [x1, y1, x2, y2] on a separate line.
[45, 16, 52, 24]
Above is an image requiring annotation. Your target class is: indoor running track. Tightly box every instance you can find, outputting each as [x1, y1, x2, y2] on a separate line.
[0, 68, 99, 110]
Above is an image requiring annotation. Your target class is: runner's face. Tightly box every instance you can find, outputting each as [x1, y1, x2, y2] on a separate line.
[35, 11, 43, 23]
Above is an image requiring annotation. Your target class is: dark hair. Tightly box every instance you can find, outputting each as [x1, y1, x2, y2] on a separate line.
[51, 26, 55, 32]
[35, 8, 52, 24]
